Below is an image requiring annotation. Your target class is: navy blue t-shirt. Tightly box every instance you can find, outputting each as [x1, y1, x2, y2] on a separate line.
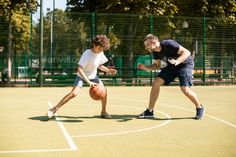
[152, 40, 193, 67]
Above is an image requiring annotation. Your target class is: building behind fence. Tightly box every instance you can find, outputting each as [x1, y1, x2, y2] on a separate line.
[0, 13, 236, 86]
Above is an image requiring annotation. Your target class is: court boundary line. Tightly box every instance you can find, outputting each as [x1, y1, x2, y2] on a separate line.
[0, 148, 74, 154]
[48, 101, 78, 150]
[1, 94, 234, 154]
[162, 104, 236, 128]
[0, 102, 77, 154]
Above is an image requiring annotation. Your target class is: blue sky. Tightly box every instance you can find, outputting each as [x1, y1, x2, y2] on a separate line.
[33, 0, 67, 21]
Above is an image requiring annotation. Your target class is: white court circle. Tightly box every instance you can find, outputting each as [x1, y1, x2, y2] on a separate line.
[112, 96, 236, 129]
[71, 104, 172, 138]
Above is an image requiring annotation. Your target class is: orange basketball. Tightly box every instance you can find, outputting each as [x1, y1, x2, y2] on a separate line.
[89, 84, 107, 101]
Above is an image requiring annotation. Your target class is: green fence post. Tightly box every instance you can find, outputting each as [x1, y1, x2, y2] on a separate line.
[203, 17, 206, 85]
[51, 0, 55, 85]
[39, 0, 44, 87]
[24, 54, 28, 86]
[149, 14, 153, 34]
[92, 12, 96, 38]
[149, 14, 153, 86]
[30, 10, 33, 86]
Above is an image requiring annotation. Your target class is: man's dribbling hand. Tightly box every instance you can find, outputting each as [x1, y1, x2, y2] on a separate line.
[108, 69, 117, 76]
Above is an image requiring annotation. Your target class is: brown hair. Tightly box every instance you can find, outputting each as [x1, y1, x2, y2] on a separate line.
[144, 34, 159, 42]
[92, 34, 110, 50]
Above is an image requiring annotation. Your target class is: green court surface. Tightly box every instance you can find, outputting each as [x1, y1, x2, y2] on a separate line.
[0, 86, 235, 157]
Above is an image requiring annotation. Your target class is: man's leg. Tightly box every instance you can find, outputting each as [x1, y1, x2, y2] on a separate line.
[180, 86, 205, 120]
[148, 77, 165, 110]
[180, 86, 201, 108]
[137, 77, 165, 118]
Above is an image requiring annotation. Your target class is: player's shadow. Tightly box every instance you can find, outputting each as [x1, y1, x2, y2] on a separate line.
[58, 114, 137, 122]
[108, 114, 137, 122]
[28, 115, 195, 123]
[28, 114, 137, 123]
[28, 116, 83, 123]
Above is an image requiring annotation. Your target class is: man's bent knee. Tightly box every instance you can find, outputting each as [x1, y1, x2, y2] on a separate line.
[153, 77, 164, 87]
[180, 86, 190, 95]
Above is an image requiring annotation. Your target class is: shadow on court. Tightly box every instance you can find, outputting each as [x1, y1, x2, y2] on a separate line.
[28, 115, 194, 123]
[28, 114, 137, 123]
[28, 116, 83, 122]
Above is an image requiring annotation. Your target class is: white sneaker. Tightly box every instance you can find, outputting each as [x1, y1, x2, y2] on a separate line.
[46, 110, 54, 119]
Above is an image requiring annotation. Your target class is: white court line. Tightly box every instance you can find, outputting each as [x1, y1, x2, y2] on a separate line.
[1, 96, 234, 153]
[0, 102, 78, 154]
[0, 148, 73, 154]
[111, 97, 236, 129]
[48, 101, 78, 150]
[162, 104, 236, 129]
[72, 105, 171, 138]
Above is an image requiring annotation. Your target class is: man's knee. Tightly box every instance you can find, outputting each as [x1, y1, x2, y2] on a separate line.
[180, 86, 190, 95]
[153, 77, 164, 87]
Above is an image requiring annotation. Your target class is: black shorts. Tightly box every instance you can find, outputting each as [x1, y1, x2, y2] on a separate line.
[157, 65, 193, 86]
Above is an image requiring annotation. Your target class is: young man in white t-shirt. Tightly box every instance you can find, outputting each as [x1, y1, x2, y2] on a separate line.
[47, 35, 117, 119]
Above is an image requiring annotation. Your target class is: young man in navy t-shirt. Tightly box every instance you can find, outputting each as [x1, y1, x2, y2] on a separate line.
[137, 34, 205, 120]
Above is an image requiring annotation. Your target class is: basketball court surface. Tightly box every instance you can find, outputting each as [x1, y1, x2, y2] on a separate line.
[0, 86, 235, 157]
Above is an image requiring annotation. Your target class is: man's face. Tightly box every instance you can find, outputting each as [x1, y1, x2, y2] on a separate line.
[144, 40, 156, 53]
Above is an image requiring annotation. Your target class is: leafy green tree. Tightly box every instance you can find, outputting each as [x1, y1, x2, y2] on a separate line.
[0, 0, 37, 86]
[174, 0, 236, 24]
[66, 0, 178, 78]
[67, 0, 178, 15]
[65, 0, 235, 80]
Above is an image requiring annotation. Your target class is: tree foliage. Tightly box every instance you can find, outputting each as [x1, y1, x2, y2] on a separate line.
[66, 0, 236, 23]
[67, 0, 178, 16]
[174, 0, 236, 24]
[0, 0, 38, 52]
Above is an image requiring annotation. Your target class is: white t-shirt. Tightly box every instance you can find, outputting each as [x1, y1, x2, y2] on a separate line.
[77, 49, 108, 79]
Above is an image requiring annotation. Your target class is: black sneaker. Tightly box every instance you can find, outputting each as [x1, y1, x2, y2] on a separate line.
[195, 105, 205, 120]
[137, 108, 154, 119]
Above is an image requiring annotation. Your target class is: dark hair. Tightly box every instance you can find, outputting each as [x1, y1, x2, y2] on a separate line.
[92, 34, 110, 50]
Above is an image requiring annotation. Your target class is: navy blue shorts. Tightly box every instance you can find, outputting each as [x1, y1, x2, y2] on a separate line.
[157, 65, 193, 86]
[73, 76, 103, 87]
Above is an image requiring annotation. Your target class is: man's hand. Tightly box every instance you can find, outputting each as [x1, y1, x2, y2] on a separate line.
[108, 69, 117, 76]
[168, 59, 180, 66]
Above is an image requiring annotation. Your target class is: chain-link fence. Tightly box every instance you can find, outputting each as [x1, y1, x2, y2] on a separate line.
[0, 13, 236, 87]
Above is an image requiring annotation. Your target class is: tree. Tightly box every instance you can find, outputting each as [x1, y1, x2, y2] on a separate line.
[66, 0, 178, 80]
[0, 0, 37, 86]
[65, 0, 235, 82]
[67, 0, 178, 15]
[174, 0, 236, 24]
